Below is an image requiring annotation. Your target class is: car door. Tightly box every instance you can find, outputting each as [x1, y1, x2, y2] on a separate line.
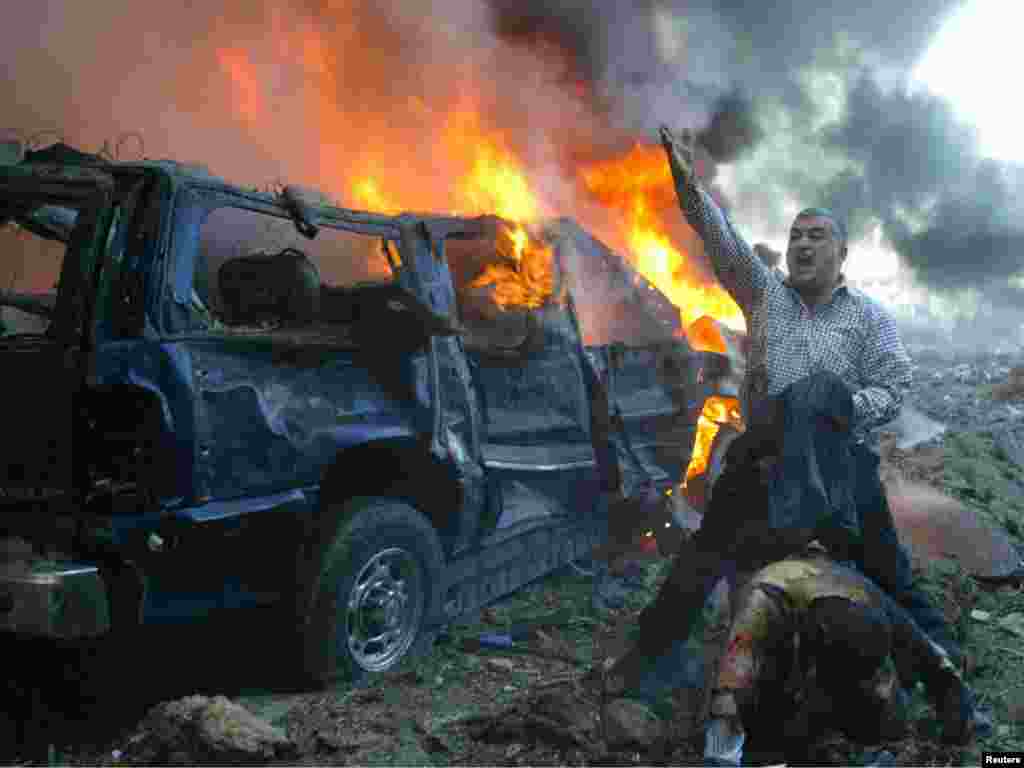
[0, 162, 116, 494]
[553, 219, 701, 497]
[442, 227, 600, 541]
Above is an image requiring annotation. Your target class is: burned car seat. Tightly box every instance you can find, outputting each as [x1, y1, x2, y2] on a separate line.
[218, 247, 321, 327]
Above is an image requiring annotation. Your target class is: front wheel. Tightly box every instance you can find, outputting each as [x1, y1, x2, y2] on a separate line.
[299, 497, 444, 687]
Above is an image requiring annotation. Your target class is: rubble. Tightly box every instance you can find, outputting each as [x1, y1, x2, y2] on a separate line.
[114, 695, 297, 765]
[910, 352, 1024, 430]
[602, 697, 665, 749]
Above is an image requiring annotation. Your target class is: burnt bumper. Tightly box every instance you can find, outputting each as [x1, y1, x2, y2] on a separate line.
[0, 551, 110, 639]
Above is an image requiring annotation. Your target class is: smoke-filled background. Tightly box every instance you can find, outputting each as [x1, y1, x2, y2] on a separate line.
[2, 0, 1021, 349]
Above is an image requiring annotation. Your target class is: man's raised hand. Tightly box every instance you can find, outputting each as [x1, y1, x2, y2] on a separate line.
[659, 124, 697, 190]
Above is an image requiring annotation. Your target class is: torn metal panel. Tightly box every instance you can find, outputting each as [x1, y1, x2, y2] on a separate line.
[589, 342, 700, 494]
[471, 308, 591, 443]
[436, 335, 487, 551]
[89, 340, 203, 502]
[190, 339, 431, 500]
[548, 217, 682, 344]
[462, 300, 600, 537]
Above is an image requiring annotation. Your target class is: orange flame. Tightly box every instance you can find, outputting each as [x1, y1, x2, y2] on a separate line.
[214, 27, 750, 484]
[684, 395, 744, 486]
[467, 223, 557, 310]
[216, 49, 266, 126]
[580, 143, 745, 331]
[685, 314, 730, 354]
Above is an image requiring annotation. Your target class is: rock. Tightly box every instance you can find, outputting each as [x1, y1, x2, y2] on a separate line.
[531, 690, 596, 734]
[602, 698, 664, 749]
[486, 657, 518, 674]
[125, 695, 297, 764]
[529, 627, 576, 663]
[970, 610, 991, 622]
[886, 480, 1023, 579]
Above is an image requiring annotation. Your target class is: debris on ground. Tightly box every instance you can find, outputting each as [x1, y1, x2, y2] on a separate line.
[18, 349, 1024, 766]
[112, 695, 297, 765]
[992, 366, 1024, 402]
[602, 697, 664, 749]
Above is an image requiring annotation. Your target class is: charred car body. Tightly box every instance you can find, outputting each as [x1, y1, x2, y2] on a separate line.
[0, 144, 735, 683]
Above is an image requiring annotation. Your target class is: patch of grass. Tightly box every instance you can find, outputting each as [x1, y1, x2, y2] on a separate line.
[942, 431, 1024, 544]
[320, 562, 602, 766]
[910, 554, 1024, 764]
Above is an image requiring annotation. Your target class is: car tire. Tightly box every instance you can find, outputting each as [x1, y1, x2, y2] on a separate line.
[299, 497, 444, 687]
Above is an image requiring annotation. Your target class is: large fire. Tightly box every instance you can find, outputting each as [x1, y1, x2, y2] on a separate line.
[216, 24, 747, 487]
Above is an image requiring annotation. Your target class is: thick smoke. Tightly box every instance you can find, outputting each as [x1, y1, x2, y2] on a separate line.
[827, 75, 1024, 294]
[486, 0, 1024, 326]
[3, 0, 1021, 336]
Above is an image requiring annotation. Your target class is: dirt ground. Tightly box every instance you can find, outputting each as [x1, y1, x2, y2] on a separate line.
[5, 401, 1024, 766]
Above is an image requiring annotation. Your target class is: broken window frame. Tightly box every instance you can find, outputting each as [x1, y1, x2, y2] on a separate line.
[165, 185, 403, 338]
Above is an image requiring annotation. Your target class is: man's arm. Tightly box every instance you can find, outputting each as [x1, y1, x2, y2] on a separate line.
[851, 302, 912, 434]
[880, 591, 974, 745]
[660, 126, 774, 312]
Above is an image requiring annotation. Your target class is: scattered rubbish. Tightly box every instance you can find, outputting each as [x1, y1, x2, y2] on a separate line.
[478, 633, 515, 649]
[861, 749, 896, 767]
[486, 658, 518, 674]
[970, 610, 992, 622]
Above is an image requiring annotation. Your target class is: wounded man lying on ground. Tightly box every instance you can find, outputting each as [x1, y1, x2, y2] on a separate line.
[703, 550, 974, 766]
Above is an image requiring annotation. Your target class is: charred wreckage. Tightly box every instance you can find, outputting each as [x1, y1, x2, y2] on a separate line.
[0, 143, 739, 683]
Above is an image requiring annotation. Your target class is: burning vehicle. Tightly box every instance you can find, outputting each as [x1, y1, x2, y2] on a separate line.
[0, 142, 741, 684]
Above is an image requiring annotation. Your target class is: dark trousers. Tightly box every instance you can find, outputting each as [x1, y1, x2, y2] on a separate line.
[633, 439, 962, 666]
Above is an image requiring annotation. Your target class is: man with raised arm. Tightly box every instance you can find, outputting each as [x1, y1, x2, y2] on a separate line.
[603, 125, 979, 738]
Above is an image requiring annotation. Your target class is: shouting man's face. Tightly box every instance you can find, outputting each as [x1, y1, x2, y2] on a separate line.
[786, 214, 847, 304]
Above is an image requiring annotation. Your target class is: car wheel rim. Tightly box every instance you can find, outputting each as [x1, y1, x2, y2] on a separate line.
[344, 547, 424, 672]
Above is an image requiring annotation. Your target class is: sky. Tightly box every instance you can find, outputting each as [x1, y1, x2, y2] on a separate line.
[913, 0, 1024, 166]
[744, 0, 1024, 304]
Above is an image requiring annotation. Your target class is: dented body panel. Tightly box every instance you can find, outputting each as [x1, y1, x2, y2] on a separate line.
[0, 149, 738, 641]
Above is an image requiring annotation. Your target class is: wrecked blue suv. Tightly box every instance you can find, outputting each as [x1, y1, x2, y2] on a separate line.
[0, 143, 736, 684]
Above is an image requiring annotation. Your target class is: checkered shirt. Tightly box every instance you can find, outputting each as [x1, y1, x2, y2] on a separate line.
[681, 181, 912, 437]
